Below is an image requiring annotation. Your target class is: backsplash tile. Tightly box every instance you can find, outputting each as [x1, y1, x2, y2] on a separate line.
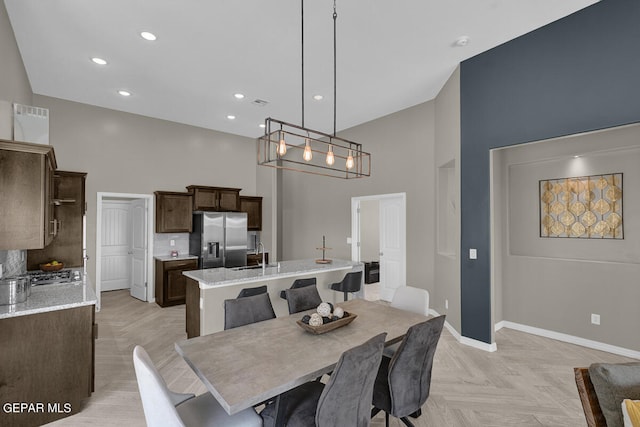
[0, 250, 26, 278]
[153, 233, 189, 257]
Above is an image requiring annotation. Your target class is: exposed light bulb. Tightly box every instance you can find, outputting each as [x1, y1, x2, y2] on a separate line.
[303, 139, 313, 161]
[326, 144, 335, 166]
[278, 134, 287, 156]
[346, 150, 354, 170]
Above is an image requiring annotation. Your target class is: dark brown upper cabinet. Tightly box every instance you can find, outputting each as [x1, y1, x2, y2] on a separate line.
[186, 185, 241, 212]
[155, 191, 193, 233]
[240, 196, 263, 231]
[0, 139, 58, 250]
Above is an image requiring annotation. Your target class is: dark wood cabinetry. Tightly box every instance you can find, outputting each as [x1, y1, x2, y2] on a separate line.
[0, 305, 95, 426]
[240, 196, 263, 230]
[155, 258, 198, 307]
[185, 277, 200, 338]
[247, 252, 269, 266]
[187, 185, 241, 212]
[27, 171, 87, 270]
[0, 139, 58, 250]
[155, 191, 193, 233]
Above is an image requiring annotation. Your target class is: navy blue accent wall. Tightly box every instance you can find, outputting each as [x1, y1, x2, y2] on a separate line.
[459, 0, 640, 343]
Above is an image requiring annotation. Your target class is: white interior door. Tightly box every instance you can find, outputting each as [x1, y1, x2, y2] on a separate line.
[379, 196, 406, 301]
[101, 201, 131, 292]
[130, 199, 147, 301]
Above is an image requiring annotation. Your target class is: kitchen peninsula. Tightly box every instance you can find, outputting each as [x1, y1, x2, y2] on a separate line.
[183, 259, 363, 337]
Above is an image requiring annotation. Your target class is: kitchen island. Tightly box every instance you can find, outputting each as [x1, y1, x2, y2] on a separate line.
[0, 275, 97, 427]
[183, 259, 363, 337]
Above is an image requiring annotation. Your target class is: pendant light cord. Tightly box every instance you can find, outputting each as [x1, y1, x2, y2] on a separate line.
[301, 0, 305, 128]
[333, 0, 337, 137]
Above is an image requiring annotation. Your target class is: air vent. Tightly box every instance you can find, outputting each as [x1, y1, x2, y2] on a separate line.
[252, 99, 269, 107]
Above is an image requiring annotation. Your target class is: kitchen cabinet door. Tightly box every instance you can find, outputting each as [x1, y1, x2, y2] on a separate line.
[155, 258, 198, 307]
[240, 196, 263, 230]
[187, 185, 241, 211]
[0, 140, 57, 250]
[155, 191, 192, 233]
[218, 188, 241, 211]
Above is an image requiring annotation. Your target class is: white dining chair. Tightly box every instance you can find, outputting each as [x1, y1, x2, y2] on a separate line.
[390, 286, 429, 316]
[132, 345, 262, 427]
[385, 286, 430, 358]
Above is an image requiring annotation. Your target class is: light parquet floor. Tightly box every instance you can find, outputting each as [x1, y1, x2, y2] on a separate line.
[48, 290, 635, 426]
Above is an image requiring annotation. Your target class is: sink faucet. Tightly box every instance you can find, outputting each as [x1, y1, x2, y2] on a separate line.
[256, 242, 265, 271]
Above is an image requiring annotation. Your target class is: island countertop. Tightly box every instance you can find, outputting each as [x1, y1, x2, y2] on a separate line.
[183, 259, 362, 290]
[0, 274, 97, 319]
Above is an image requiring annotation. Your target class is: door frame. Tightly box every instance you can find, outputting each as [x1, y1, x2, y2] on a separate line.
[351, 192, 407, 300]
[96, 192, 154, 310]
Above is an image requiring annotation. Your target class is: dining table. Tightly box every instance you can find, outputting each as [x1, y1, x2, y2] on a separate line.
[174, 298, 430, 421]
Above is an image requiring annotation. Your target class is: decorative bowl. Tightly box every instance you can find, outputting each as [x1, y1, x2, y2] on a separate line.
[40, 262, 64, 272]
[296, 312, 357, 335]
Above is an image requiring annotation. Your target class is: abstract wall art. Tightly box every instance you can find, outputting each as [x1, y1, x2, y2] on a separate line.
[539, 173, 623, 239]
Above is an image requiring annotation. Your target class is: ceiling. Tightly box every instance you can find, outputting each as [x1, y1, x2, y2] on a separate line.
[5, 0, 598, 139]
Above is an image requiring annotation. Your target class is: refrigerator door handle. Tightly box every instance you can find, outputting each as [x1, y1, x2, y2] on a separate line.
[207, 242, 220, 258]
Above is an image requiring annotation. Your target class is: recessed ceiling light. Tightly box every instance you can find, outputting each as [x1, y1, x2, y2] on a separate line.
[573, 155, 581, 158]
[140, 31, 157, 41]
[259, 123, 266, 128]
[313, 95, 323, 101]
[234, 93, 245, 99]
[91, 57, 107, 65]
[454, 36, 470, 47]
[118, 90, 131, 97]
[227, 115, 236, 120]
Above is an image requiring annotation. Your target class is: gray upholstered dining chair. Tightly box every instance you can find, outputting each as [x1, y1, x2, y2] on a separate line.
[132, 345, 262, 427]
[330, 271, 362, 301]
[237, 284, 268, 298]
[280, 277, 317, 300]
[284, 284, 323, 314]
[371, 315, 446, 427]
[224, 292, 276, 330]
[260, 333, 387, 427]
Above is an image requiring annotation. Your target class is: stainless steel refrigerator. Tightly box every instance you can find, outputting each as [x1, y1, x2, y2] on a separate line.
[189, 212, 248, 268]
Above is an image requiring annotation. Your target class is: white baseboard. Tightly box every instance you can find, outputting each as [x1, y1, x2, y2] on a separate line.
[499, 320, 640, 360]
[430, 309, 497, 353]
[432, 311, 639, 358]
[460, 336, 498, 352]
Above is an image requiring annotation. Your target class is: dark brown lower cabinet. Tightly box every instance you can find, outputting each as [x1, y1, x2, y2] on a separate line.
[0, 305, 96, 427]
[185, 277, 201, 338]
[155, 258, 198, 307]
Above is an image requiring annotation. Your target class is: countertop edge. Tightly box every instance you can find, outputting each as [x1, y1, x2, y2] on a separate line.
[183, 259, 363, 290]
[0, 277, 97, 319]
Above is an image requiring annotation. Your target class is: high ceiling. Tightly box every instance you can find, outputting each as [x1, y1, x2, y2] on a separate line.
[5, 0, 598, 139]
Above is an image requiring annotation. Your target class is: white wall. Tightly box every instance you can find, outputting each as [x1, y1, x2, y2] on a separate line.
[280, 100, 436, 293]
[33, 95, 258, 287]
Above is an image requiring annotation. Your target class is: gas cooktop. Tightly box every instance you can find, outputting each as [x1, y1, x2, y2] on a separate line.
[21, 269, 82, 286]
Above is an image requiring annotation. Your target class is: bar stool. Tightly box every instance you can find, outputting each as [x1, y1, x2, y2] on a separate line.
[330, 271, 362, 302]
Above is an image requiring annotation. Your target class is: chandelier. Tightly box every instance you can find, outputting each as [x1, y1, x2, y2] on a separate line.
[257, 0, 371, 179]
